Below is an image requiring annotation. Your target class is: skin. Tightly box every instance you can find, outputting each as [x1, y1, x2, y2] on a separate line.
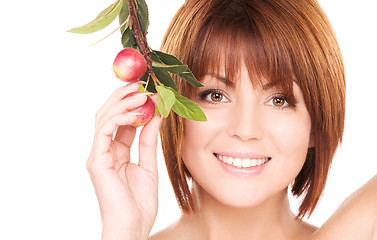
[87, 66, 377, 240]
[87, 81, 162, 240]
[181, 64, 312, 210]
[152, 62, 316, 240]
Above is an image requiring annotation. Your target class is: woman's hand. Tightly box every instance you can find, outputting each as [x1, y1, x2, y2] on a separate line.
[86, 82, 162, 240]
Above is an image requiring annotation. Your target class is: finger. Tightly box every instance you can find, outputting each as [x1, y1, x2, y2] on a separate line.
[96, 82, 142, 120]
[138, 114, 163, 177]
[92, 113, 139, 157]
[97, 93, 150, 128]
[114, 125, 137, 147]
[149, 93, 158, 103]
[110, 140, 132, 175]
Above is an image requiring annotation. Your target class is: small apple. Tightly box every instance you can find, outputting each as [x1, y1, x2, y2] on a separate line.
[126, 92, 155, 127]
[113, 48, 147, 82]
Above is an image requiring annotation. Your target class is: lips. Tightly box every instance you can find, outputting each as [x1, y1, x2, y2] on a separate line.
[214, 152, 271, 177]
[215, 154, 271, 168]
[214, 153, 271, 168]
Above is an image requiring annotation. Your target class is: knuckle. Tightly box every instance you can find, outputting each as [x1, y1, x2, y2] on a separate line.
[86, 158, 94, 173]
[95, 110, 103, 122]
[86, 160, 92, 172]
[114, 85, 130, 99]
[86, 159, 101, 175]
[95, 112, 107, 129]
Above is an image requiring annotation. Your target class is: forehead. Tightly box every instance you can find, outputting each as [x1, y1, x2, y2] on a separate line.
[199, 52, 294, 97]
[203, 70, 291, 94]
[191, 21, 295, 95]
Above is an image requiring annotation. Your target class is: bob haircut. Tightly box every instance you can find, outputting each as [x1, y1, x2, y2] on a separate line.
[159, 0, 345, 218]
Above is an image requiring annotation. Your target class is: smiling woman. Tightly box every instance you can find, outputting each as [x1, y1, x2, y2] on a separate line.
[160, 0, 344, 220]
[84, 0, 377, 239]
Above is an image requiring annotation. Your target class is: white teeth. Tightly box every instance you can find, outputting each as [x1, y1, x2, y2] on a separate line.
[233, 158, 242, 168]
[251, 159, 257, 166]
[226, 156, 232, 165]
[216, 154, 270, 168]
[241, 159, 251, 168]
[256, 159, 262, 166]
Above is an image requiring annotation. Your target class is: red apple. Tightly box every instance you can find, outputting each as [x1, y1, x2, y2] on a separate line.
[126, 92, 155, 127]
[113, 48, 147, 82]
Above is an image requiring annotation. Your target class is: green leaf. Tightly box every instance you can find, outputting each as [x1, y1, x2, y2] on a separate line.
[153, 51, 203, 87]
[153, 50, 182, 66]
[121, 27, 136, 48]
[118, 0, 130, 34]
[154, 105, 159, 115]
[149, 51, 163, 63]
[152, 61, 188, 74]
[68, 0, 123, 34]
[170, 88, 207, 121]
[157, 85, 176, 117]
[135, 0, 149, 34]
[149, 52, 179, 91]
[177, 69, 203, 88]
[153, 67, 178, 92]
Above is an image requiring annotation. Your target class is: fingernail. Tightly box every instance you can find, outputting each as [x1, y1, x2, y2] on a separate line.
[132, 92, 153, 98]
[127, 112, 144, 116]
[125, 81, 147, 87]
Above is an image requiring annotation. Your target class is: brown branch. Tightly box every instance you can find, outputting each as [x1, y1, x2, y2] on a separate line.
[127, 0, 153, 75]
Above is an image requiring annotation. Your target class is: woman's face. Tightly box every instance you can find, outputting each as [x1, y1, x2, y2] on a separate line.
[181, 62, 313, 208]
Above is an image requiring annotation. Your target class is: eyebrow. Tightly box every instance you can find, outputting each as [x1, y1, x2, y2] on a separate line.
[262, 82, 275, 91]
[208, 74, 274, 91]
[262, 79, 298, 91]
[208, 74, 296, 91]
[209, 74, 235, 87]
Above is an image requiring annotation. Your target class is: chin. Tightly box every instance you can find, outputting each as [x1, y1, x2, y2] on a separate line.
[231, 189, 279, 209]
[195, 177, 287, 209]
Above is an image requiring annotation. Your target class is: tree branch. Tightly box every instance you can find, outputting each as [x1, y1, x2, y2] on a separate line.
[127, 0, 153, 75]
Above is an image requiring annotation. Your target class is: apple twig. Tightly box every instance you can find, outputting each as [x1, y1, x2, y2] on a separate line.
[127, 0, 153, 75]
[68, 0, 208, 122]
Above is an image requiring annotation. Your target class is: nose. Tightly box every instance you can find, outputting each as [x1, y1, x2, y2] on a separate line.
[227, 100, 263, 141]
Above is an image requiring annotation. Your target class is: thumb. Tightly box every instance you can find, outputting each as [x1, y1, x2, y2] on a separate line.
[138, 114, 163, 177]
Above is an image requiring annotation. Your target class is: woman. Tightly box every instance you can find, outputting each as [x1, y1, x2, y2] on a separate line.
[87, 0, 377, 239]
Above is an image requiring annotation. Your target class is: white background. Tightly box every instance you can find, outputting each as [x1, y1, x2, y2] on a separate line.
[0, 0, 376, 239]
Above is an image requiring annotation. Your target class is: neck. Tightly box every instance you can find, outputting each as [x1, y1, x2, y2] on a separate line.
[179, 181, 306, 240]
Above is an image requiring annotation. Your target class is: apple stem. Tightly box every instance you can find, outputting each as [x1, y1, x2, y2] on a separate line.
[151, 73, 162, 95]
[151, 72, 162, 86]
[144, 75, 151, 90]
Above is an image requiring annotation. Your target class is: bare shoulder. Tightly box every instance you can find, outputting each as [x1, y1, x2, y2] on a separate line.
[148, 220, 186, 240]
[309, 175, 377, 240]
[148, 227, 176, 240]
[148, 229, 174, 240]
[149, 214, 200, 240]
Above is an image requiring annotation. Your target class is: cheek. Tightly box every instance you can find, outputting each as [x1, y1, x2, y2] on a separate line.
[182, 109, 227, 154]
[181, 110, 228, 177]
[264, 111, 312, 166]
[182, 118, 214, 166]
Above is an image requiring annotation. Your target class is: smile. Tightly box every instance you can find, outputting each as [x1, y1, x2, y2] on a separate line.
[214, 153, 271, 168]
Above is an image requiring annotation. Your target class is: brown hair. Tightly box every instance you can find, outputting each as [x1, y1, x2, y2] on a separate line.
[159, 0, 345, 218]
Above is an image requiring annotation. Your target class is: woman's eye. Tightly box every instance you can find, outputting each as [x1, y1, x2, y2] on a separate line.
[267, 95, 290, 109]
[199, 89, 229, 104]
[210, 92, 224, 102]
[273, 97, 286, 107]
